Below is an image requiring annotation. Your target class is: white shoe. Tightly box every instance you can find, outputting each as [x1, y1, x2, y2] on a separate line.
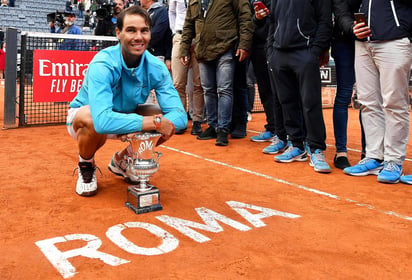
[247, 111, 252, 121]
[76, 162, 97, 196]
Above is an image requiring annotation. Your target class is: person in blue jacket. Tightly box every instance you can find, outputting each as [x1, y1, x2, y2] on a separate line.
[66, 5, 187, 196]
[59, 11, 83, 50]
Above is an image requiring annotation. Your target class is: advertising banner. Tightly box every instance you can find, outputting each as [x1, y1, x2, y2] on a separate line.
[32, 50, 97, 102]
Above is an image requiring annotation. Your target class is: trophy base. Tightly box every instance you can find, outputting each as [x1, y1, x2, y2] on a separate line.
[125, 185, 163, 214]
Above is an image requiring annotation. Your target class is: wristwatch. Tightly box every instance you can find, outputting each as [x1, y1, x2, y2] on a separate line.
[153, 115, 162, 130]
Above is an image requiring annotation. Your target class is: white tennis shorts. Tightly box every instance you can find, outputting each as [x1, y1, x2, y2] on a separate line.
[66, 106, 119, 140]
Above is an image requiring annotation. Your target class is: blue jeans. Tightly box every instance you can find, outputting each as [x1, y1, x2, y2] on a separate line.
[331, 38, 355, 153]
[199, 49, 235, 131]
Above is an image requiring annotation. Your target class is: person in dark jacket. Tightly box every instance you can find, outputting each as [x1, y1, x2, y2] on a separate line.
[344, 0, 412, 184]
[267, 0, 333, 173]
[249, 0, 288, 156]
[141, 0, 173, 71]
[94, 0, 125, 36]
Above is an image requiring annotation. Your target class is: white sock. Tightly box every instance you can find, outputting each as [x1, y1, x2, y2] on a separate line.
[79, 154, 94, 163]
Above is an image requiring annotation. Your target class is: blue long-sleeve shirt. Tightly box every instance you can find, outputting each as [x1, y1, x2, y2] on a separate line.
[69, 44, 187, 134]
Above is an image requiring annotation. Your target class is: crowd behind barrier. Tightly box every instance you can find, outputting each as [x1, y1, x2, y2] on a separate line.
[0, 0, 84, 33]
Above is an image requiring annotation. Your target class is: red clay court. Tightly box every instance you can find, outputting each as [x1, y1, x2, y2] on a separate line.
[1, 86, 412, 279]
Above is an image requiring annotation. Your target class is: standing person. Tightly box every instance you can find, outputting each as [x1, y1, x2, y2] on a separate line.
[140, 0, 173, 71]
[78, 0, 85, 18]
[59, 11, 83, 50]
[168, 0, 204, 135]
[67, 5, 187, 196]
[94, 0, 125, 36]
[83, 9, 91, 31]
[65, 0, 73, 12]
[249, 0, 288, 155]
[331, 0, 360, 169]
[180, 0, 253, 146]
[267, 0, 333, 173]
[344, 0, 412, 184]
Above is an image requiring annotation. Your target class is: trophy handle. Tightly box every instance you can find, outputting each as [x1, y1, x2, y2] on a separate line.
[153, 151, 162, 163]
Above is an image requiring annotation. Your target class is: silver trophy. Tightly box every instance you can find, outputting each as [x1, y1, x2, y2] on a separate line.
[125, 132, 163, 214]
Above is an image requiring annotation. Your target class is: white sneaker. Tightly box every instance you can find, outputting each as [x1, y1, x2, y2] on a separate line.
[76, 162, 97, 196]
[247, 111, 252, 121]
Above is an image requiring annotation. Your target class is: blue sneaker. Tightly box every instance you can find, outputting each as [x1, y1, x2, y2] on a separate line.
[262, 136, 287, 154]
[250, 130, 276, 142]
[377, 161, 402, 184]
[400, 174, 412, 185]
[309, 149, 331, 173]
[343, 158, 383, 176]
[274, 145, 307, 163]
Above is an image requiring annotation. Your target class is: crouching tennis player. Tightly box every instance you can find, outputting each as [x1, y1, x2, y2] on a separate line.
[66, 5, 187, 196]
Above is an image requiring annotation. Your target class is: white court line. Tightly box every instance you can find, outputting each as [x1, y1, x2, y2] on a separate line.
[161, 145, 412, 222]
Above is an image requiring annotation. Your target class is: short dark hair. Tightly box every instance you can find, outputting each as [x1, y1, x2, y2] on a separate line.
[116, 5, 151, 31]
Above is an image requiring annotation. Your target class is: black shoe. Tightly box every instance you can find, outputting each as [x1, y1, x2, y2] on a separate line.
[231, 123, 247, 139]
[175, 128, 187, 135]
[197, 126, 217, 140]
[215, 129, 229, 146]
[334, 155, 351, 169]
[191, 121, 202, 135]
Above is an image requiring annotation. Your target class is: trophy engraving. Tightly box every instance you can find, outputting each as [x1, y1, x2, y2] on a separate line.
[125, 132, 163, 214]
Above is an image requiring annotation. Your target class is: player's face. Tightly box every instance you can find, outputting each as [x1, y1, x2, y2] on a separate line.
[116, 14, 151, 67]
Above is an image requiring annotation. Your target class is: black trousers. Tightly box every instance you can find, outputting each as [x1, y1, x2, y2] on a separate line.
[231, 58, 249, 129]
[270, 48, 326, 151]
[251, 46, 287, 140]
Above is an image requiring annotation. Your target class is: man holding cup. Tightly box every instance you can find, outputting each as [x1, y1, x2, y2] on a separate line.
[66, 5, 187, 197]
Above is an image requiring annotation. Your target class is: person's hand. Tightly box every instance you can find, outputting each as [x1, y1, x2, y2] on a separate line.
[156, 116, 175, 145]
[353, 21, 371, 39]
[180, 56, 189, 66]
[254, 6, 269, 20]
[236, 49, 249, 62]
